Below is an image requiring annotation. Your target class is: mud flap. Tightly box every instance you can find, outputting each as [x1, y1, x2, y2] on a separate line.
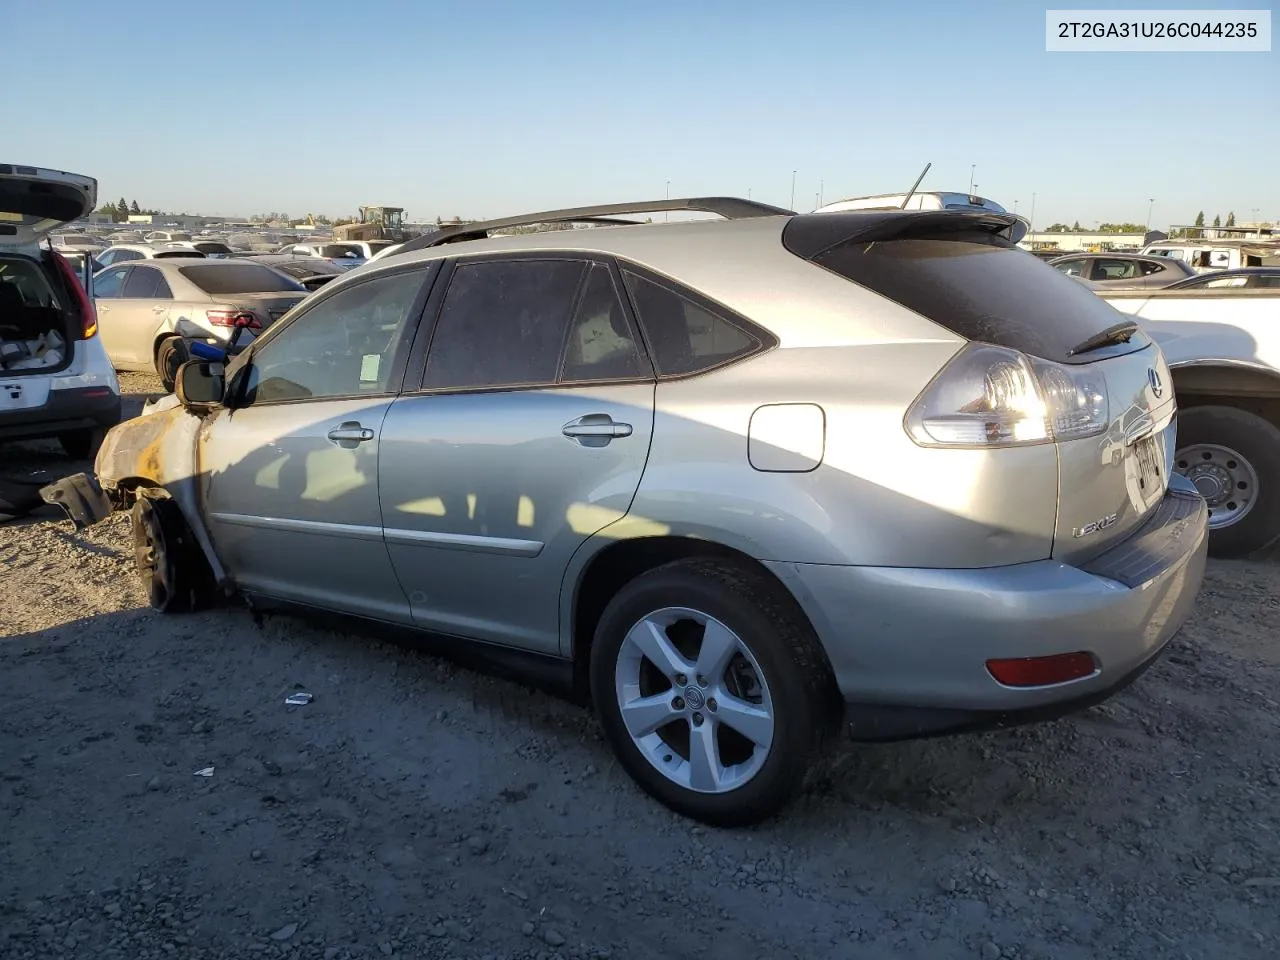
[38, 472, 114, 529]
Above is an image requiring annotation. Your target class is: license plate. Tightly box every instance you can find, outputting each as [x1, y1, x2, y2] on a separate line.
[1, 382, 37, 410]
[1134, 434, 1164, 492]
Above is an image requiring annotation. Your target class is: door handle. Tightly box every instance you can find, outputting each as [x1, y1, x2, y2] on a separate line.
[562, 414, 633, 446]
[326, 421, 375, 447]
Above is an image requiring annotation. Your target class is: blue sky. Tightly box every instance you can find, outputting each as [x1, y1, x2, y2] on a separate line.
[8, 0, 1276, 227]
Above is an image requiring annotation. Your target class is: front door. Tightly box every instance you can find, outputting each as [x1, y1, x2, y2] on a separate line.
[200, 264, 435, 621]
[379, 256, 657, 654]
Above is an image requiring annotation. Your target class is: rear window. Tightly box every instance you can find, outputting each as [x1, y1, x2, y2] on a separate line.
[193, 242, 233, 255]
[178, 263, 306, 295]
[813, 237, 1142, 364]
[319, 244, 364, 259]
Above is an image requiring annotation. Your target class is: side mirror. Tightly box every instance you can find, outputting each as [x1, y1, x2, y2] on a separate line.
[175, 360, 225, 413]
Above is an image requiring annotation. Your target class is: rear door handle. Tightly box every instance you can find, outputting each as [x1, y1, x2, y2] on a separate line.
[327, 421, 375, 447]
[562, 414, 633, 446]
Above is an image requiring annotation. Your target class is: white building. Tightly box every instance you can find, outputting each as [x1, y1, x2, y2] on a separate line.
[1019, 231, 1147, 253]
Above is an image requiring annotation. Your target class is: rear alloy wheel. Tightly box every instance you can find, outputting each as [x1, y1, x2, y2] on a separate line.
[130, 496, 216, 613]
[590, 559, 836, 826]
[1174, 405, 1280, 558]
[58, 428, 106, 461]
[154, 337, 188, 394]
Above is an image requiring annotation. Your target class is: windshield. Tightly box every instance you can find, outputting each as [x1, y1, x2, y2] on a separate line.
[178, 263, 306, 294]
[366, 240, 394, 253]
[57, 236, 99, 247]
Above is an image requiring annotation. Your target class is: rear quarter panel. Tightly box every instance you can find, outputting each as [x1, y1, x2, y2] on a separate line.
[627, 343, 1060, 568]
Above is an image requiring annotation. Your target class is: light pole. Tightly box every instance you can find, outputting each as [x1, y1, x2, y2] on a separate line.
[665, 180, 670, 222]
[1029, 192, 1036, 233]
[1145, 198, 1155, 233]
[748, 187, 752, 200]
[819, 178, 824, 207]
[790, 170, 797, 211]
[969, 164, 976, 194]
[1014, 199, 1020, 216]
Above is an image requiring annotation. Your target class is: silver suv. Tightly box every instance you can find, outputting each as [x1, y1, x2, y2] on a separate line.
[50, 197, 1209, 825]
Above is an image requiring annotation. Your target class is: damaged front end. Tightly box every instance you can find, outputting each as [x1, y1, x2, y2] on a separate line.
[39, 391, 228, 586]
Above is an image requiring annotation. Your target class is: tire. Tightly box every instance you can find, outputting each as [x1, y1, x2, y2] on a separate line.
[589, 558, 837, 826]
[130, 496, 217, 613]
[58, 428, 106, 461]
[155, 337, 187, 394]
[1174, 405, 1280, 558]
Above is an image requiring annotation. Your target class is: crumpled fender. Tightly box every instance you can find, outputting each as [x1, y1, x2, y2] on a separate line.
[66, 399, 228, 586]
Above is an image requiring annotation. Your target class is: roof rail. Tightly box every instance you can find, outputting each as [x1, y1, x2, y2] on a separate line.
[396, 197, 796, 255]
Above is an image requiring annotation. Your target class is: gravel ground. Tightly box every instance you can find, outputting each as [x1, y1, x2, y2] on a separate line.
[2, 373, 1279, 960]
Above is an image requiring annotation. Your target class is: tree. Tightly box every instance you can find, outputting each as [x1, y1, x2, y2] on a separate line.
[1226, 211, 1236, 227]
[1194, 211, 1205, 226]
[1071, 220, 1082, 231]
[1213, 214, 1221, 228]
[129, 200, 141, 214]
[116, 198, 129, 222]
[1045, 223, 1069, 232]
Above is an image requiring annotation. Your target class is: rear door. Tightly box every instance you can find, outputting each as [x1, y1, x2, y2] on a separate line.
[108, 265, 172, 366]
[378, 254, 657, 654]
[200, 263, 436, 619]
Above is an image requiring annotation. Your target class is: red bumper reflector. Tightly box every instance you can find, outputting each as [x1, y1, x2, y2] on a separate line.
[986, 652, 1097, 688]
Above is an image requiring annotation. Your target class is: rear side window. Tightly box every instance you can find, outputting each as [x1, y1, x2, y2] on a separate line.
[121, 266, 172, 299]
[1139, 261, 1165, 275]
[424, 259, 585, 390]
[812, 238, 1142, 364]
[621, 270, 761, 377]
[178, 263, 305, 294]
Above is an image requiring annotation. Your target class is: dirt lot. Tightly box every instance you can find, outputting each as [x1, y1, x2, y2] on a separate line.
[2, 374, 1279, 960]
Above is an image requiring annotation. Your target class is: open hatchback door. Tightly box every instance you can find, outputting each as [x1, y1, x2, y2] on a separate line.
[0, 164, 97, 252]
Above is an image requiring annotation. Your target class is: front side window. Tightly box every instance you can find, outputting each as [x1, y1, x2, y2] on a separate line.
[93, 266, 129, 298]
[1139, 261, 1166, 276]
[240, 268, 428, 405]
[1052, 258, 1086, 277]
[423, 259, 585, 390]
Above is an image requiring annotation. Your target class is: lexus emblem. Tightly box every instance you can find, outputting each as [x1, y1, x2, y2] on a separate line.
[1148, 367, 1164, 398]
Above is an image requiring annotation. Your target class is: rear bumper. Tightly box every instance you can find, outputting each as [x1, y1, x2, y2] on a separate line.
[0, 386, 122, 442]
[764, 479, 1209, 741]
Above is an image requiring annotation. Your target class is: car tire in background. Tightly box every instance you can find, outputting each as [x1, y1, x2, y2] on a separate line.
[58, 428, 106, 461]
[155, 337, 188, 394]
[1174, 405, 1280, 558]
[589, 558, 839, 826]
[130, 496, 217, 613]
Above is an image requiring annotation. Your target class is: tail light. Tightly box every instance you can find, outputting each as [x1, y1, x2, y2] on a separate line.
[905, 343, 1109, 448]
[49, 249, 98, 340]
[206, 309, 262, 329]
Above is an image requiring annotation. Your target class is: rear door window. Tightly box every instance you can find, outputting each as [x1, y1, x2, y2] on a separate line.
[1090, 258, 1139, 281]
[423, 258, 585, 390]
[121, 266, 172, 299]
[812, 237, 1145, 364]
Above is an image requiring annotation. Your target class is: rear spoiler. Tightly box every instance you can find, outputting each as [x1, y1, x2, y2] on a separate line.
[781, 210, 1028, 261]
